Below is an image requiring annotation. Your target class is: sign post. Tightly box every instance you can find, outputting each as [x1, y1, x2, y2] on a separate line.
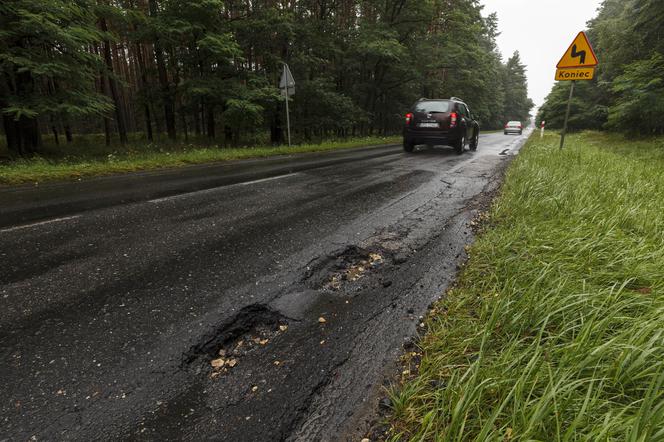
[284, 89, 291, 147]
[279, 64, 295, 147]
[555, 31, 598, 149]
[559, 81, 575, 149]
[540, 120, 546, 138]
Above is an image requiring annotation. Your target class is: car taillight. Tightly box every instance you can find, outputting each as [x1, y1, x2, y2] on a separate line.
[504, 123, 509, 128]
[450, 112, 457, 128]
[405, 113, 413, 125]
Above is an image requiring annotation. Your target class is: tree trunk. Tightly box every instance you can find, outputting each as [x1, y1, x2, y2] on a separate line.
[99, 16, 128, 145]
[3, 114, 41, 156]
[96, 43, 112, 146]
[143, 102, 153, 141]
[103, 116, 111, 146]
[270, 111, 283, 145]
[224, 124, 232, 147]
[193, 101, 201, 137]
[180, 102, 188, 142]
[2, 69, 41, 155]
[206, 105, 215, 139]
[64, 123, 73, 143]
[113, 41, 134, 133]
[149, 0, 177, 140]
[51, 121, 60, 146]
[134, 42, 153, 141]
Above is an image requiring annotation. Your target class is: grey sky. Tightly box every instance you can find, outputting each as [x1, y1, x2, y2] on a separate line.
[481, 0, 603, 108]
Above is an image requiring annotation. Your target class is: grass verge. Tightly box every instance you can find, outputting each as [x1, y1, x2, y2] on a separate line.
[387, 131, 664, 440]
[0, 136, 399, 185]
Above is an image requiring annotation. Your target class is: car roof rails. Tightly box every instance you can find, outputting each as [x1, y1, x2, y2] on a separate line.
[450, 97, 463, 102]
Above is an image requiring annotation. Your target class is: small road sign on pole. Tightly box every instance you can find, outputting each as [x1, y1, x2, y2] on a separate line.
[556, 31, 598, 149]
[279, 64, 295, 147]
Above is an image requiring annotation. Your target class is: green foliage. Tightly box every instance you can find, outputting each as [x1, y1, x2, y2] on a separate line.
[0, 135, 400, 184]
[223, 99, 264, 132]
[538, 81, 608, 131]
[607, 54, 664, 135]
[356, 31, 407, 62]
[296, 78, 361, 134]
[503, 52, 534, 123]
[0, 0, 113, 119]
[1, 0, 534, 154]
[539, 0, 664, 135]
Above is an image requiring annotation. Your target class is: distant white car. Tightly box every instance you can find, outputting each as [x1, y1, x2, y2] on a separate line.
[504, 121, 523, 135]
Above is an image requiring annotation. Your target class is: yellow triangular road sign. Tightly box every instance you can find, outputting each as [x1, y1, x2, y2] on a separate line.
[557, 31, 598, 68]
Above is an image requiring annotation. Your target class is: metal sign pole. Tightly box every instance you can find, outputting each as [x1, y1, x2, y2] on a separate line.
[280, 63, 294, 147]
[284, 86, 291, 147]
[559, 80, 575, 149]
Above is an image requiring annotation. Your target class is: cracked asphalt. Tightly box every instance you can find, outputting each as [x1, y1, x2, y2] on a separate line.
[0, 132, 530, 441]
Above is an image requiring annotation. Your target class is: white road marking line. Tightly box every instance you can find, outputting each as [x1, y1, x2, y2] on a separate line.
[0, 215, 81, 233]
[238, 173, 299, 186]
[148, 172, 300, 204]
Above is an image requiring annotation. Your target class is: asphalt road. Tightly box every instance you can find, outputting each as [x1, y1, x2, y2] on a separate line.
[1, 132, 530, 441]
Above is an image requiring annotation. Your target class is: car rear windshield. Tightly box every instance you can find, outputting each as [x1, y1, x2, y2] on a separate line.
[413, 100, 450, 113]
[508, 121, 521, 126]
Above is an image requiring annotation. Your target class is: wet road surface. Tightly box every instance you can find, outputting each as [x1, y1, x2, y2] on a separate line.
[1, 132, 529, 441]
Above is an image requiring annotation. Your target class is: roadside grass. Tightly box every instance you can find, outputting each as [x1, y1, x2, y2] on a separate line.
[387, 131, 664, 440]
[0, 135, 399, 185]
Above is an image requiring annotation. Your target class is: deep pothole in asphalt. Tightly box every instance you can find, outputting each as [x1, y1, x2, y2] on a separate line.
[182, 304, 288, 377]
[301, 245, 393, 291]
[182, 245, 397, 381]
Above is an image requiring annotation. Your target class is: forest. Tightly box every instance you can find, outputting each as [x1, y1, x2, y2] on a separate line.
[538, 0, 664, 135]
[1, 0, 534, 157]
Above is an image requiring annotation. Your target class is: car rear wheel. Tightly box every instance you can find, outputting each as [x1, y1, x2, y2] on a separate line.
[403, 140, 414, 153]
[469, 133, 478, 151]
[454, 134, 465, 155]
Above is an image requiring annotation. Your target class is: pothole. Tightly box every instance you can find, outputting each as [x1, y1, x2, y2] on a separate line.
[182, 304, 287, 377]
[208, 321, 288, 378]
[371, 228, 410, 252]
[301, 245, 388, 291]
[325, 251, 384, 290]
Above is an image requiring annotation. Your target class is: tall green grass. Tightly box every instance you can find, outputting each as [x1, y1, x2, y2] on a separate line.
[388, 132, 664, 441]
[0, 135, 399, 185]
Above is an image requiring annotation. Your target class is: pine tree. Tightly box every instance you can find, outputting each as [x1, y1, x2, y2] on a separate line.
[539, 0, 664, 134]
[0, 0, 113, 155]
[502, 51, 534, 123]
[1, 0, 539, 150]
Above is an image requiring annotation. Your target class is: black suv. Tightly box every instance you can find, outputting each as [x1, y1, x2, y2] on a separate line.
[403, 98, 480, 154]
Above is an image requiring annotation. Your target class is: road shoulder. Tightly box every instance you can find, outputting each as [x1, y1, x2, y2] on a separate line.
[0, 142, 400, 228]
[384, 132, 664, 440]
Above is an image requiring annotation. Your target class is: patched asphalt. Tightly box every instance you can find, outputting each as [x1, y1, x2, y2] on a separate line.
[0, 132, 529, 441]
